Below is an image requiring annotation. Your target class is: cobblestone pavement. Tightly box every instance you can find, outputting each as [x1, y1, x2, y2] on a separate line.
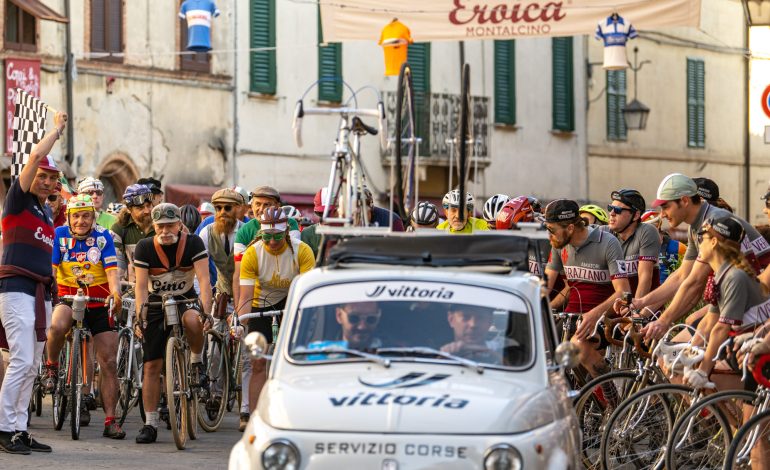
[0, 396, 241, 469]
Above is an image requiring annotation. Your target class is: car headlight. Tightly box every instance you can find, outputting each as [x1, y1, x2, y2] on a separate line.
[484, 444, 523, 470]
[261, 439, 300, 470]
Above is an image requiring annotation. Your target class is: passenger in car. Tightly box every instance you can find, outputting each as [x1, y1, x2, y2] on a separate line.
[335, 302, 383, 351]
[441, 305, 502, 364]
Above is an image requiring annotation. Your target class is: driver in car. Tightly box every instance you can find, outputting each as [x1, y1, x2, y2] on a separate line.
[441, 304, 502, 364]
[335, 302, 383, 351]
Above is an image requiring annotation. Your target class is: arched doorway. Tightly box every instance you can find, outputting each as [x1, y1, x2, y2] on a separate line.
[97, 153, 139, 206]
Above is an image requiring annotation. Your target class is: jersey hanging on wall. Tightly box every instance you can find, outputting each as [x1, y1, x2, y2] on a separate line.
[595, 14, 637, 70]
[179, 0, 220, 52]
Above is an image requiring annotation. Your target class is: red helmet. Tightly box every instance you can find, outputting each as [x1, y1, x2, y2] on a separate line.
[495, 196, 534, 230]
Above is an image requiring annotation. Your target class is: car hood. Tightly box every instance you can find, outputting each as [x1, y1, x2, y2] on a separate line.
[259, 365, 563, 434]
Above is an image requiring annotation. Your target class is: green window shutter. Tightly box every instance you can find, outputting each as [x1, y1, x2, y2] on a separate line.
[687, 58, 705, 148]
[606, 70, 627, 141]
[494, 40, 516, 125]
[250, 0, 276, 95]
[317, 9, 342, 102]
[408, 43, 431, 155]
[552, 37, 574, 132]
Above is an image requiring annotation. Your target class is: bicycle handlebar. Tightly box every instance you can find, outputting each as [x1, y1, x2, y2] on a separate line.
[238, 310, 283, 321]
[59, 295, 108, 303]
[291, 100, 388, 150]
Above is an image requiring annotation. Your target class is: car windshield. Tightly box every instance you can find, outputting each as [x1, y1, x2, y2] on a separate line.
[288, 281, 533, 369]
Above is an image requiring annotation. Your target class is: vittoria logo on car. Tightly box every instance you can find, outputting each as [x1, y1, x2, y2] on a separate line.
[328, 392, 469, 409]
[365, 284, 454, 299]
[358, 372, 450, 389]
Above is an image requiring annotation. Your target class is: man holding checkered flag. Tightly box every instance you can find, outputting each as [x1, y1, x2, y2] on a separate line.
[0, 106, 67, 454]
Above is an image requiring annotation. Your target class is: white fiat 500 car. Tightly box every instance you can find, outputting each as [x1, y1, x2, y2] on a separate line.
[230, 232, 580, 470]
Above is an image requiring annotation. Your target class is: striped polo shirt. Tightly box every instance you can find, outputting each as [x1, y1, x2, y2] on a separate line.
[0, 179, 55, 297]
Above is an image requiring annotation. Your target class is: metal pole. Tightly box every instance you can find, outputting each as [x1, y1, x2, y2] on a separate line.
[64, 0, 74, 164]
[744, 23, 750, 219]
[232, 0, 239, 186]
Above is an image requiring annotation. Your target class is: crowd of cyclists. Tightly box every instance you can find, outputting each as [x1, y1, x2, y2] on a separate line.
[0, 110, 769, 467]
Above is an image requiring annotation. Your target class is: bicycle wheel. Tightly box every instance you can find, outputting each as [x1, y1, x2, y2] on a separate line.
[187, 347, 198, 441]
[394, 61, 416, 221]
[575, 370, 649, 469]
[52, 347, 68, 430]
[198, 330, 228, 432]
[165, 337, 188, 450]
[601, 383, 694, 470]
[725, 407, 770, 469]
[69, 329, 84, 440]
[231, 341, 243, 414]
[34, 374, 43, 417]
[665, 389, 753, 470]
[456, 62, 472, 220]
[115, 329, 134, 426]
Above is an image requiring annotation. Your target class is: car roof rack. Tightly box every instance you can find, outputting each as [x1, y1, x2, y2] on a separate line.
[317, 225, 551, 273]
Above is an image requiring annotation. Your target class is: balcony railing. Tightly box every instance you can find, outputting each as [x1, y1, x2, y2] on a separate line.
[383, 91, 489, 160]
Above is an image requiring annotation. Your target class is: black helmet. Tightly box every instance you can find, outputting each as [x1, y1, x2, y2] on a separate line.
[610, 189, 646, 213]
[527, 196, 542, 214]
[180, 204, 201, 233]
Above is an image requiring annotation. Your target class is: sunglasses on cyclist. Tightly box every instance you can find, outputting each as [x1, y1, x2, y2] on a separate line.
[84, 190, 104, 197]
[215, 205, 233, 212]
[152, 207, 179, 221]
[606, 205, 632, 215]
[346, 314, 380, 325]
[696, 228, 711, 244]
[47, 194, 59, 202]
[125, 193, 153, 207]
[261, 232, 285, 242]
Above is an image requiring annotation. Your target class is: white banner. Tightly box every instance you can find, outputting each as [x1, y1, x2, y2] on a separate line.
[320, 0, 701, 42]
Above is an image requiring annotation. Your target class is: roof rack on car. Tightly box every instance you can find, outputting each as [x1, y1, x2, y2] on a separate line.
[316, 225, 551, 274]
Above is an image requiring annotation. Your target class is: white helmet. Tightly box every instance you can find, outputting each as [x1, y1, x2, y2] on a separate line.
[281, 205, 302, 219]
[442, 189, 474, 210]
[106, 201, 124, 215]
[483, 194, 510, 222]
[77, 176, 104, 194]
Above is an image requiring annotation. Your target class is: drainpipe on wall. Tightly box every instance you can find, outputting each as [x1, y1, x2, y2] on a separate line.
[744, 23, 750, 220]
[64, 0, 74, 166]
[231, 0, 239, 186]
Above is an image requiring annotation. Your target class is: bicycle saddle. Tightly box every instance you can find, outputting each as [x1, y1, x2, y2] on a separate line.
[351, 116, 378, 136]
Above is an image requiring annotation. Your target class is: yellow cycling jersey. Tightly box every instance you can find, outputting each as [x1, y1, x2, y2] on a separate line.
[436, 217, 489, 234]
[240, 238, 315, 308]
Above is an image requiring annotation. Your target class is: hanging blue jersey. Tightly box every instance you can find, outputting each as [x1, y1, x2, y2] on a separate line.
[595, 15, 638, 47]
[179, 0, 220, 52]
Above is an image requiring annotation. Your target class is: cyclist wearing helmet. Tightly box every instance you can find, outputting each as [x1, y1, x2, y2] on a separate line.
[579, 204, 608, 226]
[482, 194, 510, 230]
[199, 201, 215, 220]
[133, 203, 212, 444]
[437, 189, 488, 234]
[527, 196, 543, 215]
[106, 202, 124, 216]
[180, 204, 202, 233]
[544, 199, 630, 378]
[410, 201, 440, 230]
[642, 210, 686, 284]
[602, 189, 661, 298]
[110, 184, 155, 280]
[238, 208, 314, 415]
[496, 196, 551, 278]
[77, 177, 116, 230]
[46, 194, 125, 439]
[135, 177, 163, 207]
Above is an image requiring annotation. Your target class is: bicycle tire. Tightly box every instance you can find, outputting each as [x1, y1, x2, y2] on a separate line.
[394, 61, 415, 221]
[457, 62, 471, 222]
[187, 346, 198, 441]
[53, 347, 68, 430]
[574, 370, 648, 470]
[724, 407, 770, 469]
[601, 383, 694, 470]
[116, 329, 133, 426]
[70, 329, 83, 440]
[665, 389, 754, 470]
[166, 337, 188, 450]
[232, 341, 243, 414]
[34, 376, 43, 417]
[198, 330, 228, 432]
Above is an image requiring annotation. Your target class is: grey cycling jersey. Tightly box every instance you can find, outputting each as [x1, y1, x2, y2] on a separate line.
[685, 204, 770, 268]
[708, 261, 770, 329]
[601, 223, 660, 292]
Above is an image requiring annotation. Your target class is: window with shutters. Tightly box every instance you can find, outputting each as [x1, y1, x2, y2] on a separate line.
[317, 10, 341, 102]
[5, 2, 37, 52]
[552, 37, 574, 132]
[250, 0, 276, 94]
[494, 40, 516, 125]
[408, 43, 431, 155]
[90, 0, 123, 62]
[180, 0, 210, 73]
[606, 70, 627, 141]
[687, 58, 705, 148]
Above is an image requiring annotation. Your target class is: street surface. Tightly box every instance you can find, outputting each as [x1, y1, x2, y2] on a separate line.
[0, 396, 240, 469]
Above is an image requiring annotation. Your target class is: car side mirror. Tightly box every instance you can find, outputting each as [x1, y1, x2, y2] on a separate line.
[245, 332, 269, 359]
[555, 342, 580, 370]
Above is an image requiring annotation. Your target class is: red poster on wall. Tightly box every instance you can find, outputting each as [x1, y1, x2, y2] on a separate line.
[5, 59, 41, 154]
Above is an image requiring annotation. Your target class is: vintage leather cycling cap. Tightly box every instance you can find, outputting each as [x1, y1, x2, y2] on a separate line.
[151, 203, 181, 224]
[652, 173, 698, 207]
[250, 185, 281, 202]
[212, 188, 243, 206]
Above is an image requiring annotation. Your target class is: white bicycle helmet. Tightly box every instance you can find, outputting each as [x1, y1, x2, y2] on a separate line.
[281, 205, 302, 219]
[77, 176, 104, 194]
[442, 189, 474, 210]
[411, 201, 439, 225]
[483, 194, 510, 222]
[107, 202, 125, 214]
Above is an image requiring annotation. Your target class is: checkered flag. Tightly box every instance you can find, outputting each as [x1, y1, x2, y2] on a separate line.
[11, 89, 49, 180]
